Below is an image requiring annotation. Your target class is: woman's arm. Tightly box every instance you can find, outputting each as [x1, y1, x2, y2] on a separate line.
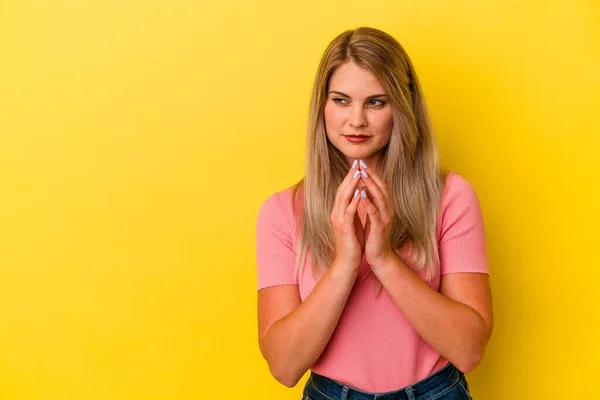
[258, 262, 357, 388]
[371, 256, 493, 372]
[354, 166, 493, 373]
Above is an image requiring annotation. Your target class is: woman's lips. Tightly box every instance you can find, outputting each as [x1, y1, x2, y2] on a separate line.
[344, 135, 370, 143]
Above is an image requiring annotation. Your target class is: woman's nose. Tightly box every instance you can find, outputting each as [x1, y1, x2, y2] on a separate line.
[348, 105, 367, 127]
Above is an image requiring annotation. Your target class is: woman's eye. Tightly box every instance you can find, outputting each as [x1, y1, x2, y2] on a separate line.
[369, 99, 386, 107]
[331, 98, 385, 107]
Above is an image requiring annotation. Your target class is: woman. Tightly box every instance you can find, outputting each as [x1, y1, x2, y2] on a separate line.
[256, 27, 493, 399]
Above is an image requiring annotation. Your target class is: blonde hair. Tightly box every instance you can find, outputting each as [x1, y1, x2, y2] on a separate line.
[292, 27, 449, 294]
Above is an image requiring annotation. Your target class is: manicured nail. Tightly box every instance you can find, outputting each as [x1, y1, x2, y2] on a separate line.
[354, 189, 359, 198]
[361, 189, 367, 199]
[359, 160, 368, 169]
[352, 159, 358, 169]
[360, 170, 369, 178]
[353, 170, 360, 179]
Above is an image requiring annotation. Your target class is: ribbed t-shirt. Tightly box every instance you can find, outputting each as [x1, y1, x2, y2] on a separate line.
[255, 171, 489, 392]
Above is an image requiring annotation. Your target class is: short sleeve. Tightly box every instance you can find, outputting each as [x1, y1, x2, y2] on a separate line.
[255, 191, 298, 290]
[438, 174, 489, 275]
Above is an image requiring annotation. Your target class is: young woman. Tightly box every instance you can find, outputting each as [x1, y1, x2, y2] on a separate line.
[256, 27, 493, 400]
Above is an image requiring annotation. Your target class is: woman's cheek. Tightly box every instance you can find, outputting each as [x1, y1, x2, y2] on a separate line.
[324, 105, 343, 131]
[379, 109, 393, 131]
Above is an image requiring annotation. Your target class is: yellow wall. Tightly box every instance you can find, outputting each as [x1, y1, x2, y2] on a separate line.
[1, 1, 598, 398]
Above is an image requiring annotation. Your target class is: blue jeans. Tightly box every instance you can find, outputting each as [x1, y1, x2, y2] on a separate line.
[302, 362, 472, 400]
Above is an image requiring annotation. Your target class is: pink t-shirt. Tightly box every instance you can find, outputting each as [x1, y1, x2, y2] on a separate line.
[255, 171, 489, 392]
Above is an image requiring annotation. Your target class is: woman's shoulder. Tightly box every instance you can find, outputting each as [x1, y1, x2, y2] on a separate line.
[442, 171, 480, 201]
[438, 170, 483, 223]
[257, 183, 301, 222]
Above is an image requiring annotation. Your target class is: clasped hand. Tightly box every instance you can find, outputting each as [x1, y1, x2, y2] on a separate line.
[330, 159, 397, 269]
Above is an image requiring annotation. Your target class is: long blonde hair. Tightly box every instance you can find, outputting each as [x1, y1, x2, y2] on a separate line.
[292, 27, 449, 292]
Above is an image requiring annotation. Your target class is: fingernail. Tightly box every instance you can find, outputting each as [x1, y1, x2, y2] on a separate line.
[353, 170, 360, 179]
[359, 160, 368, 169]
[352, 159, 358, 169]
[361, 189, 367, 199]
[354, 189, 359, 198]
[360, 170, 369, 179]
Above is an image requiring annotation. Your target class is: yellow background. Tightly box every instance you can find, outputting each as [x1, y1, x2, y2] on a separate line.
[1, 0, 598, 398]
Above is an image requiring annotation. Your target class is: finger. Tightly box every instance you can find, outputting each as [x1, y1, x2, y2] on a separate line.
[358, 170, 391, 220]
[342, 189, 361, 233]
[336, 163, 362, 218]
[354, 207, 365, 248]
[360, 188, 384, 228]
[344, 189, 361, 223]
[332, 160, 359, 215]
[362, 168, 391, 205]
[334, 160, 360, 202]
[349, 193, 365, 247]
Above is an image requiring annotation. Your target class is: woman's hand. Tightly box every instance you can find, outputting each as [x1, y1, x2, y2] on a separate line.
[330, 160, 364, 271]
[356, 164, 396, 268]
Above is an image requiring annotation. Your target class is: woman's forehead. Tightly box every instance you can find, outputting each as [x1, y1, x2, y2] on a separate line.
[328, 62, 386, 95]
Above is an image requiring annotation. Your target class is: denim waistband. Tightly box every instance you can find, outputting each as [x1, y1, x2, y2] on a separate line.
[307, 362, 462, 400]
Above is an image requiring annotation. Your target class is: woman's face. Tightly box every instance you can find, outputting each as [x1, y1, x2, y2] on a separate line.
[324, 60, 393, 170]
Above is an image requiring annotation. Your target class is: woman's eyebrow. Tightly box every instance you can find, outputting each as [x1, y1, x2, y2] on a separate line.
[328, 91, 388, 99]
